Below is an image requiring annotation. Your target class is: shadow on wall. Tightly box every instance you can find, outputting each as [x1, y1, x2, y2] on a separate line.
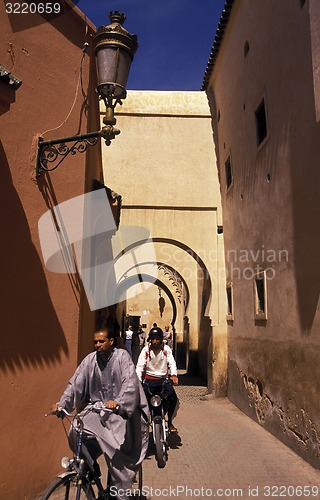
[0, 142, 68, 373]
[290, 124, 320, 335]
[198, 314, 212, 382]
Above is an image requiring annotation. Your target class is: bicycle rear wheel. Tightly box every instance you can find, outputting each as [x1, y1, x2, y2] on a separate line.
[41, 473, 95, 499]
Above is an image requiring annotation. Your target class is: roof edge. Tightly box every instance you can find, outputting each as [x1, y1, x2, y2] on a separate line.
[201, 0, 235, 91]
[63, 0, 96, 31]
[101, 90, 211, 117]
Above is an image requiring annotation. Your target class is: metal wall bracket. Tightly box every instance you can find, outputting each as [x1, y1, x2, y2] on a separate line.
[36, 126, 120, 177]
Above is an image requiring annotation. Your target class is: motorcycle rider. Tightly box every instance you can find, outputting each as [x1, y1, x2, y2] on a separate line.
[136, 326, 179, 432]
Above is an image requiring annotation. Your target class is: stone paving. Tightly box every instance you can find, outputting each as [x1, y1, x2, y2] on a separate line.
[139, 372, 320, 500]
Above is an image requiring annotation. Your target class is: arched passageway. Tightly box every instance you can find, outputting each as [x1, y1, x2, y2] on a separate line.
[113, 237, 214, 378]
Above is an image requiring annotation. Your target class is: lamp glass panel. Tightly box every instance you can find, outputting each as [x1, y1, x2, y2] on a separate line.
[96, 47, 117, 85]
[96, 47, 132, 97]
[116, 50, 132, 89]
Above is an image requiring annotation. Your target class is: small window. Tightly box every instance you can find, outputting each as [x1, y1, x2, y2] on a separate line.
[255, 99, 268, 146]
[244, 41, 250, 57]
[254, 272, 267, 320]
[226, 283, 234, 320]
[225, 156, 233, 191]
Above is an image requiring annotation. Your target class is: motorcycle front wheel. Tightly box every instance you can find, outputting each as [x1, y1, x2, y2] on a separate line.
[154, 421, 167, 468]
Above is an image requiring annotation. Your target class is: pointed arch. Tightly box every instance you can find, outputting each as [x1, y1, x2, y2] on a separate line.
[116, 260, 190, 313]
[115, 274, 178, 325]
[114, 237, 212, 313]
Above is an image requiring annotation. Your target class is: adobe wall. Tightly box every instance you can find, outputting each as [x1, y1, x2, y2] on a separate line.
[207, 0, 320, 466]
[0, 3, 99, 497]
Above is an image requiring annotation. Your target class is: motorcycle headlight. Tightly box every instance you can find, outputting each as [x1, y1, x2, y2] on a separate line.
[150, 395, 162, 407]
[61, 456, 72, 469]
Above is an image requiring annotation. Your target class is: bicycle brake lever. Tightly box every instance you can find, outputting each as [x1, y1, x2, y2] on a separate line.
[44, 408, 66, 419]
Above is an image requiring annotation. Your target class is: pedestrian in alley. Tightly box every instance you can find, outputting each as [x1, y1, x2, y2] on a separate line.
[125, 325, 133, 358]
[132, 326, 141, 366]
[138, 324, 146, 350]
[163, 325, 172, 347]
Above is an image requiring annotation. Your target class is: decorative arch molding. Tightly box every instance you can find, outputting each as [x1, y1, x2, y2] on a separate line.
[114, 274, 178, 325]
[156, 263, 185, 306]
[114, 237, 212, 313]
[117, 260, 190, 314]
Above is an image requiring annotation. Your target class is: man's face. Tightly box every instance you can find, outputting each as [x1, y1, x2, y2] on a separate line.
[150, 335, 163, 351]
[94, 331, 114, 356]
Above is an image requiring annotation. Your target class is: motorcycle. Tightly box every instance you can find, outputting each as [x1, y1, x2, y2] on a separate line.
[143, 377, 172, 468]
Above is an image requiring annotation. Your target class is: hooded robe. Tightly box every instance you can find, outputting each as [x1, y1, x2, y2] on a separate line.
[59, 347, 149, 499]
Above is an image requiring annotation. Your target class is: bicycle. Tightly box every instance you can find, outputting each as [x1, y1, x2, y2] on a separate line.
[41, 402, 143, 499]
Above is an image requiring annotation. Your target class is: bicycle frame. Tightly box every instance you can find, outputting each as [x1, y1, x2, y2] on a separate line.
[44, 404, 111, 499]
[43, 402, 144, 499]
[72, 411, 106, 500]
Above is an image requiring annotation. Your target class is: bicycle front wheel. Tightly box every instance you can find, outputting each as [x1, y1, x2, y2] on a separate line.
[154, 422, 166, 468]
[131, 464, 143, 499]
[41, 473, 95, 499]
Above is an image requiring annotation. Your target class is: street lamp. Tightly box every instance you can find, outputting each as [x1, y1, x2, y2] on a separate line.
[94, 11, 138, 144]
[36, 11, 138, 177]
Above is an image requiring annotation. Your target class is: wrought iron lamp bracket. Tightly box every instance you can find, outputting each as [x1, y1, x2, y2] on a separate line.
[36, 126, 120, 177]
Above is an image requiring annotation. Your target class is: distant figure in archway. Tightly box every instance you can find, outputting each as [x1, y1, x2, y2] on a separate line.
[159, 296, 165, 317]
[163, 325, 172, 348]
[125, 325, 133, 358]
[132, 326, 141, 366]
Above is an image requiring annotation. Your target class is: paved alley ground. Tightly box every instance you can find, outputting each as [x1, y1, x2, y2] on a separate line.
[140, 372, 320, 500]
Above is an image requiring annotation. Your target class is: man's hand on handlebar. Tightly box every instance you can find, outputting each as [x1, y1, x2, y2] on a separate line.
[103, 400, 128, 419]
[104, 400, 120, 412]
[46, 403, 66, 418]
[170, 375, 178, 386]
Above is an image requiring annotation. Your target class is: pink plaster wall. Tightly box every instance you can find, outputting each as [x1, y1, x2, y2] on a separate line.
[0, 2, 101, 497]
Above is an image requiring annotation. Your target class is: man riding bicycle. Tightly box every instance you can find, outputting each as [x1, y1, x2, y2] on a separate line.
[135, 326, 179, 432]
[50, 325, 149, 500]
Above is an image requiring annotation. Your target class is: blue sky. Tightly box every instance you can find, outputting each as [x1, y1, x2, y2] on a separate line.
[75, 0, 226, 91]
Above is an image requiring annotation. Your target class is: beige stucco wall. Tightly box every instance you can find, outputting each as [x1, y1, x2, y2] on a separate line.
[206, 0, 320, 466]
[101, 91, 228, 393]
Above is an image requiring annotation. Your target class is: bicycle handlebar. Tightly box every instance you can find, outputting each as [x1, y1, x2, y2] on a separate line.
[45, 401, 128, 419]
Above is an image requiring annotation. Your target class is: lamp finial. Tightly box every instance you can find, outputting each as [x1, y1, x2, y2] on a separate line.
[109, 11, 126, 25]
